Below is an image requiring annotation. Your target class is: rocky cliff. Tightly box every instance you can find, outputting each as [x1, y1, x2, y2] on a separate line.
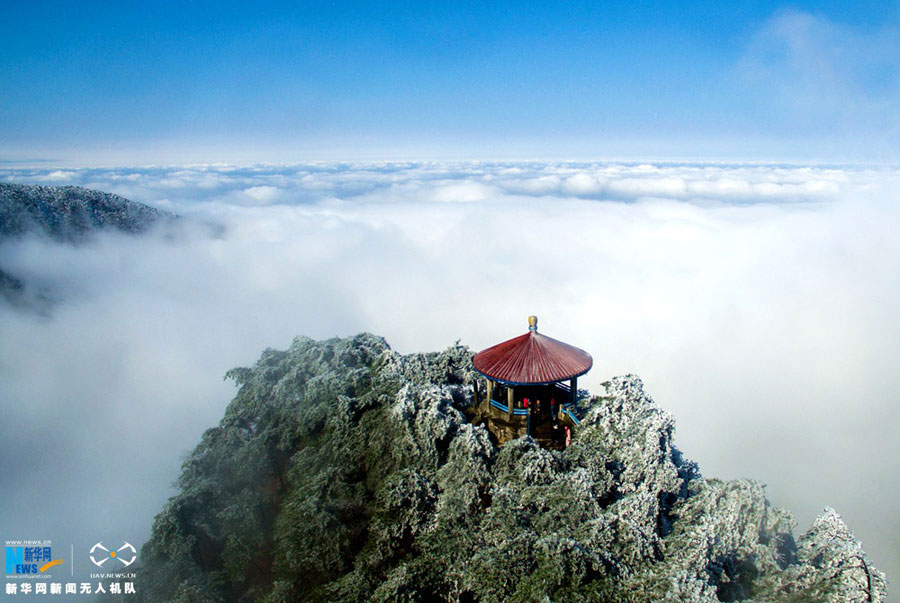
[138, 334, 886, 602]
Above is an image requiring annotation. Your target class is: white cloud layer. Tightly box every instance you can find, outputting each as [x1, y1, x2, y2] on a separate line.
[1, 161, 899, 585]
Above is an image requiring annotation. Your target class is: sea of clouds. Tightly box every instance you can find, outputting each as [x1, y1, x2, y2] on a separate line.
[1, 161, 898, 586]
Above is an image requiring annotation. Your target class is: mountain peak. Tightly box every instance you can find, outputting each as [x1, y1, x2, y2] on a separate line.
[138, 334, 887, 602]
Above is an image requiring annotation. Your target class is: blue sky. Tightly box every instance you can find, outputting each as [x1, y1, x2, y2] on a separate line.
[2, 1, 899, 163]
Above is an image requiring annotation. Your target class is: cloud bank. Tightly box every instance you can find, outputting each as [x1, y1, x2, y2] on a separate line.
[1, 161, 898, 585]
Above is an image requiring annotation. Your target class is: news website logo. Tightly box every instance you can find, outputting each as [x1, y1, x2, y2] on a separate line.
[5, 541, 63, 576]
[89, 542, 137, 568]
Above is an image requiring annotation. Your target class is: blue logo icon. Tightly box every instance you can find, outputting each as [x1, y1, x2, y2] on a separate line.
[5, 545, 63, 574]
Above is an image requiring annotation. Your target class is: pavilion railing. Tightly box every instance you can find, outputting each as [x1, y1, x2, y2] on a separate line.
[488, 398, 581, 424]
[489, 399, 529, 416]
[561, 402, 580, 425]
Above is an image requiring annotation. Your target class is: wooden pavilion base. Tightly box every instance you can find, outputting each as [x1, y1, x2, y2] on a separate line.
[468, 397, 573, 450]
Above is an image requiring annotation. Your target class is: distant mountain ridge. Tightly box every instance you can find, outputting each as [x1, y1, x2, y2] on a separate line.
[0, 183, 177, 312]
[0, 182, 175, 242]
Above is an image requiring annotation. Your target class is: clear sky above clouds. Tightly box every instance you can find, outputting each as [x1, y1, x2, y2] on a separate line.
[2, 0, 899, 163]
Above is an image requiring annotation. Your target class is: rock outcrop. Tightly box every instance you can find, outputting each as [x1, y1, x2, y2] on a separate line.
[137, 334, 886, 602]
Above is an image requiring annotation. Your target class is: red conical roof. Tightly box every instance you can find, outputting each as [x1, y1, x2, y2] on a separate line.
[473, 317, 592, 385]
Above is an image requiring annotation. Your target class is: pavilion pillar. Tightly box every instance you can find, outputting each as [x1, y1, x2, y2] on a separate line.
[570, 377, 577, 404]
[507, 387, 514, 421]
[472, 377, 480, 409]
[486, 380, 494, 408]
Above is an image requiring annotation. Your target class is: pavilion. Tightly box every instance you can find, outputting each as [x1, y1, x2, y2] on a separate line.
[472, 316, 592, 448]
